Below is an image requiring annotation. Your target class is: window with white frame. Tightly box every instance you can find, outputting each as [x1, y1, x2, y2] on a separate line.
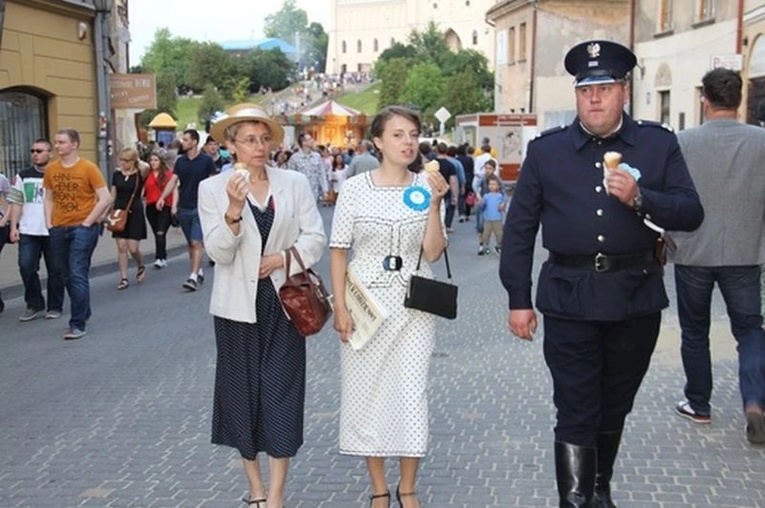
[695, 0, 714, 22]
[657, 0, 673, 32]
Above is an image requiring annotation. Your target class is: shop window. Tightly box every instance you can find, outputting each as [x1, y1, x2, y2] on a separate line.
[472, 30, 478, 45]
[357, 39, 362, 53]
[374, 39, 379, 52]
[659, 90, 671, 125]
[342, 41, 347, 53]
[0, 88, 48, 178]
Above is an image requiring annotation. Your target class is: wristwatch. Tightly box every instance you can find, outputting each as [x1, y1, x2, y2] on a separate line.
[631, 188, 643, 210]
[224, 213, 243, 225]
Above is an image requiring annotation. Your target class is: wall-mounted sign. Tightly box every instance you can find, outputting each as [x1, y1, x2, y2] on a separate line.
[109, 74, 156, 110]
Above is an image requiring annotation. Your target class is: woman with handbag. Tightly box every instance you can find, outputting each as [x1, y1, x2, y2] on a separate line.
[329, 106, 449, 508]
[197, 103, 326, 508]
[109, 148, 149, 290]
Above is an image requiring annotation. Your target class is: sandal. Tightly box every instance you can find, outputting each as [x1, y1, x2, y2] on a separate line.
[369, 491, 390, 507]
[241, 495, 266, 507]
[136, 265, 146, 283]
[396, 485, 417, 507]
[117, 278, 129, 290]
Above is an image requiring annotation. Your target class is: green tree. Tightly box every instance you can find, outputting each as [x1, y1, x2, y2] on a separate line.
[441, 49, 493, 89]
[443, 71, 492, 125]
[140, 28, 194, 91]
[378, 58, 409, 109]
[185, 42, 234, 93]
[264, 0, 308, 41]
[400, 62, 445, 120]
[408, 22, 451, 66]
[244, 49, 293, 92]
[197, 84, 225, 126]
[139, 72, 178, 128]
[305, 21, 329, 72]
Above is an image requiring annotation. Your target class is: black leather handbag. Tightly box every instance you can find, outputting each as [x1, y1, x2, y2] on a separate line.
[404, 247, 457, 319]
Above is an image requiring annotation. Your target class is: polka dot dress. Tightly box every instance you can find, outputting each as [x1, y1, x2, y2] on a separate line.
[211, 196, 306, 460]
[330, 171, 441, 457]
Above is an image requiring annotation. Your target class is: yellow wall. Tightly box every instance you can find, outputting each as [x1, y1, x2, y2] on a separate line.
[0, 0, 98, 162]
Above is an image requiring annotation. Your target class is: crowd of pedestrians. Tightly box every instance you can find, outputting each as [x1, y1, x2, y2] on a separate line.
[1, 38, 764, 508]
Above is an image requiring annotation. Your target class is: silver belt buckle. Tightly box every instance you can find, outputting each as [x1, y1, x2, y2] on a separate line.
[594, 252, 607, 272]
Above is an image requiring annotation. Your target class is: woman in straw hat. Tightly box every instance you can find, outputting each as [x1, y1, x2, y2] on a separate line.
[198, 103, 326, 507]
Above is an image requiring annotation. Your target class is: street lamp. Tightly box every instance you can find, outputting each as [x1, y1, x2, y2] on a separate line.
[93, 0, 112, 176]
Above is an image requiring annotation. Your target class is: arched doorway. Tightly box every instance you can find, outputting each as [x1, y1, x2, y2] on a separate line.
[746, 34, 765, 125]
[444, 28, 462, 53]
[0, 88, 48, 178]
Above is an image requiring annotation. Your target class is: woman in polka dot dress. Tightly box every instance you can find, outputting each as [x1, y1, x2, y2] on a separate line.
[329, 106, 449, 508]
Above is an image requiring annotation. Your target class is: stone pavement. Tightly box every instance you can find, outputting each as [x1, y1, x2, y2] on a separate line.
[0, 207, 763, 508]
[0, 226, 190, 298]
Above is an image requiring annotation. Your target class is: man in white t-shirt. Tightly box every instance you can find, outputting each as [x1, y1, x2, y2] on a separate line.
[8, 139, 65, 321]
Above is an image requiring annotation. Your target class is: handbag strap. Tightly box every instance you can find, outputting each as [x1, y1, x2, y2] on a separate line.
[285, 246, 316, 284]
[124, 172, 141, 211]
[414, 246, 453, 281]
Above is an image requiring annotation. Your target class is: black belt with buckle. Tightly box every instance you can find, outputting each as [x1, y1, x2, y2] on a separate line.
[382, 255, 403, 271]
[549, 251, 654, 273]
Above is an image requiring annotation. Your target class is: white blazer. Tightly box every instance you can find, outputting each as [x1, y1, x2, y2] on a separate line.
[198, 166, 327, 323]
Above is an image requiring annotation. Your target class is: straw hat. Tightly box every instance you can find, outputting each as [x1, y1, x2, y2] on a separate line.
[209, 103, 284, 147]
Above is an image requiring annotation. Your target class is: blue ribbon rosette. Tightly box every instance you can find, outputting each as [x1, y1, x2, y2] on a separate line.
[403, 186, 431, 211]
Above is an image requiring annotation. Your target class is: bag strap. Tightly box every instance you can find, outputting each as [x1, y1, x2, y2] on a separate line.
[414, 246, 453, 281]
[124, 172, 141, 211]
[286, 246, 318, 286]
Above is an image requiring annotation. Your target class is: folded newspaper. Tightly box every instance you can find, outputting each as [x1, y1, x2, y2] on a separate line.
[345, 268, 388, 350]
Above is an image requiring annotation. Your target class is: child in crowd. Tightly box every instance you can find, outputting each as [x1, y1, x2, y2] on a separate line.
[474, 159, 501, 254]
[478, 177, 505, 255]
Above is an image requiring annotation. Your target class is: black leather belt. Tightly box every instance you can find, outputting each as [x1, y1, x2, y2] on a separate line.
[382, 255, 403, 271]
[549, 251, 654, 273]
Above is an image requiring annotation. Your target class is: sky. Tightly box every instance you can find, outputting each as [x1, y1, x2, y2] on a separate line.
[127, 0, 331, 65]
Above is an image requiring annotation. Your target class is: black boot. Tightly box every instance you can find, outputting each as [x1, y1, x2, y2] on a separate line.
[555, 441, 597, 507]
[594, 429, 622, 508]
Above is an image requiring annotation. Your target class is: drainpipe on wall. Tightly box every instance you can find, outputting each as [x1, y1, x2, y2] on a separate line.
[0, 0, 6, 48]
[93, 0, 112, 178]
[737, 0, 744, 55]
[528, 0, 537, 114]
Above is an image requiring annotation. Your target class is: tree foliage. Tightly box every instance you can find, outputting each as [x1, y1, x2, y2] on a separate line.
[197, 84, 225, 126]
[374, 24, 494, 122]
[377, 58, 410, 110]
[400, 62, 445, 119]
[264, 0, 328, 72]
[138, 72, 178, 127]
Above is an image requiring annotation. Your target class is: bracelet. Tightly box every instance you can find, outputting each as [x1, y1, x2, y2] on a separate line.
[224, 213, 243, 225]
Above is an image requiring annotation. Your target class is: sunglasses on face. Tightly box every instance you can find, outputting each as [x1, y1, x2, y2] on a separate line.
[30, 149, 47, 154]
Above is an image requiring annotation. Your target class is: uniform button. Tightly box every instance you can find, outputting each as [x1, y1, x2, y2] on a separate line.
[596, 209, 603, 216]
[597, 235, 605, 242]
[595, 162, 602, 168]
[595, 185, 603, 193]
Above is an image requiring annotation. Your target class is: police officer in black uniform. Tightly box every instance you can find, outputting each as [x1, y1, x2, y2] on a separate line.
[499, 40, 704, 507]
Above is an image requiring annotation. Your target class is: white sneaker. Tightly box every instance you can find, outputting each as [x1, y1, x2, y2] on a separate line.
[154, 259, 163, 269]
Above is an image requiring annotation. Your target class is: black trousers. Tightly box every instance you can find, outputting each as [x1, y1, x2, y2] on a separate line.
[543, 312, 661, 446]
[145, 204, 171, 260]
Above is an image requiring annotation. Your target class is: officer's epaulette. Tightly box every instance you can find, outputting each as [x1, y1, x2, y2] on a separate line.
[530, 125, 568, 142]
[635, 119, 674, 132]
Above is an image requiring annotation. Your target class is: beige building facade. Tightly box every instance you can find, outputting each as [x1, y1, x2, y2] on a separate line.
[742, 0, 765, 124]
[0, 0, 101, 178]
[632, 0, 740, 129]
[487, 0, 631, 129]
[326, 0, 497, 75]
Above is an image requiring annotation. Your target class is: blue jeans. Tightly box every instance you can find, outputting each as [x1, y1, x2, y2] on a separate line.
[675, 265, 765, 413]
[19, 234, 65, 312]
[49, 225, 100, 331]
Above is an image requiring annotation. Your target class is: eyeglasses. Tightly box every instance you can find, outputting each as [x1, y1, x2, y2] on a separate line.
[235, 135, 272, 147]
[30, 149, 47, 154]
